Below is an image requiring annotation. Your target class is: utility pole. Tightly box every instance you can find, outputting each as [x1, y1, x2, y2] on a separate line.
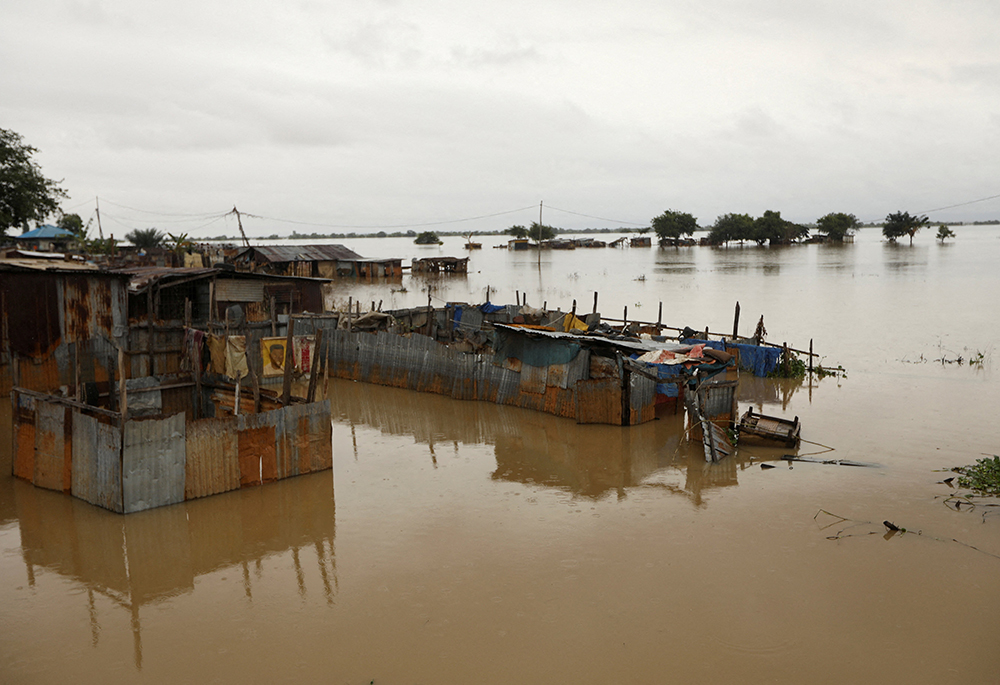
[95, 196, 104, 240]
[231, 206, 250, 248]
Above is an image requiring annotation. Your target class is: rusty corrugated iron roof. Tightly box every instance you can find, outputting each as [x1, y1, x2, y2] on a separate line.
[113, 266, 219, 293]
[237, 244, 365, 263]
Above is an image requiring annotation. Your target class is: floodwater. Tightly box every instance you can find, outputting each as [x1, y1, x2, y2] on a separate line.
[2, 227, 999, 683]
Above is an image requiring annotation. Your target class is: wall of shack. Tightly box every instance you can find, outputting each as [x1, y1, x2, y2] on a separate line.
[11, 390, 333, 514]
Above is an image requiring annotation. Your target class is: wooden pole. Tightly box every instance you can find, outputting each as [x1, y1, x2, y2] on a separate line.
[146, 287, 154, 376]
[306, 328, 323, 403]
[657, 301, 662, 326]
[281, 316, 295, 406]
[568, 299, 577, 332]
[732, 301, 740, 340]
[243, 324, 260, 414]
[346, 297, 352, 331]
[193, 337, 202, 419]
[321, 336, 330, 401]
[118, 347, 128, 421]
[74, 342, 81, 402]
[593, 291, 598, 315]
[809, 338, 814, 374]
[270, 296, 277, 336]
[783, 342, 789, 376]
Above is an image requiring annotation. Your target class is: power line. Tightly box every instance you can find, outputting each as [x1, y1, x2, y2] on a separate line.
[248, 205, 539, 230]
[544, 204, 646, 226]
[917, 192, 1000, 215]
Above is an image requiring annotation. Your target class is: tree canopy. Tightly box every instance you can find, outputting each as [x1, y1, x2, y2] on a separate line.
[505, 224, 529, 239]
[816, 212, 860, 242]
[1, 127, 67, 238]
[752, 210, 808, 245]
[126, 228, 166, 249]
[883, 211, 929, 244]
[57, 212, 85, 235]
[651, 210, 698, 245]
[414, 231, 442, 245]
[936, 225, 955, 242]
[708, 213, 755, 244]
[527, 221, 556, 243]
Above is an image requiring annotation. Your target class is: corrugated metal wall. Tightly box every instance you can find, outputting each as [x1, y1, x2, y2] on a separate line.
[71, 412, 124, 513]
[123, 413, 187, 513]
[317, 327, 641, 425]
[185, 417, 240, 499]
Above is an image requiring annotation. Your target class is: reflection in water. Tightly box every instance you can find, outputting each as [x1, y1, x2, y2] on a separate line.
[328, 377, 766, 506]
[6, 445, 335, 672]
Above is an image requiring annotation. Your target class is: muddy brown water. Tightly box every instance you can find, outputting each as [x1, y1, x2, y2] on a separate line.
[2, 228, 999, 683]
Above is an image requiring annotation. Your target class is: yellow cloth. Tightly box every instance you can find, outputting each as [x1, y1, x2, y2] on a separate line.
[225, 336, 248, 379]
[207, 335, 227, 374]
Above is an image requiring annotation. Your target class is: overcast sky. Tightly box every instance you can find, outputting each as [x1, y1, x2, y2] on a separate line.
[3, 0, 999, 237]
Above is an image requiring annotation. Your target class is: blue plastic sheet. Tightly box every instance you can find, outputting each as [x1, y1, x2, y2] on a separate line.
[681, 338, 781, 377]
[479, 302, 505, 314]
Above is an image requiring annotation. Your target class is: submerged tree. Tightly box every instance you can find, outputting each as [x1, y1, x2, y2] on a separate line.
[883, 211, 928, 244]
[651, 209, 698, 245]
[709, 213, 755, 245]
[936, 225, 956, 242]
[816, 212, 860, 242]
[505, 224, 529, 240]
[125, 228, 166, 249]
[414, 231, 442, 245]
[1, 127, 67, 238]
[527, 221, 556, 243]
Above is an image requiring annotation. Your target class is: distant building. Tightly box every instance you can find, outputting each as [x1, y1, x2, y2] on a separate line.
[231, 245, 403, 279]
[13, 224, 77, 252]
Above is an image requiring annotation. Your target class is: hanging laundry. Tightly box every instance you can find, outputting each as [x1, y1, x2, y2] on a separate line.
[207, 335, 227, 374]
[226, 336, 248, 379]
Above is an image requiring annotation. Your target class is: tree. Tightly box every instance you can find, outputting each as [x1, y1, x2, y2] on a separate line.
[414, 231, 442, 244]
[883, 211, 928, 244]
[126, 228, 166, 249]
[57, 212, 86, 236]
[816, 212, 860, 242]
[651, 210, 698, 245]
[1, 127, 67, 238]
[752, 210, 807, 245]
[505, 224, 529, 240]
[709, 213, 754, 245]
[527, 221, 555, 243]
[937, 225, 955, 242]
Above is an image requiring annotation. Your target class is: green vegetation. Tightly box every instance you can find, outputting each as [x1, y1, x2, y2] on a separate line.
[527, 221, 556, 243]
[57, 212, 85, 235]
[936, 225, 955, 242]
[125, 228, 166, 248]
[505, 224, 529, 240]
[753, 210, 808, 245]
[651, 209, 698, 245]
[414, 231, 442, 245]
[816, 212, 860, 242]
[709, 213, 754, 245]
[883, 211, 929, 244]
[1, 127, 67, 238]
[955, 456, 1000, 495]
[768, 353, 807, 379]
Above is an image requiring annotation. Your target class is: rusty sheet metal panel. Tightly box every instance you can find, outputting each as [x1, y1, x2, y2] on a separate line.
[276, 400, 333, 477]
[214, 278, 265, 303]
[122, 413, 186, 514]
[185, 417, 239, 499]
[701, 380, 738, 426]
[629, 374, 657, 426]
[6, 273, 61, 357]
[574, 378, 622, 425]
[71, 411, 124, 513]
[12, 392, 36, 480]
[237, 410, 278, 486]
[519, 363, 548, 395]
[34, 401, 70, 491]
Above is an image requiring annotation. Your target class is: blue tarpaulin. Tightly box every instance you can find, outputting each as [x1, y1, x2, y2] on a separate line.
[682, 339, 782, 377]
[479, 302, 505, 314]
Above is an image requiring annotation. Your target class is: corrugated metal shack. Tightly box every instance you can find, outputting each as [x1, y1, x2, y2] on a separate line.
[232, 244, 403, 280]
[6, 264, 334, 513]
[292, 306, 660, 426]
[411, 256, 469, 273]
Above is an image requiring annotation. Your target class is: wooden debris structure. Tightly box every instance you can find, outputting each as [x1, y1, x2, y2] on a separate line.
[411, 256, 469, 274]
[737, 407, 801, 447]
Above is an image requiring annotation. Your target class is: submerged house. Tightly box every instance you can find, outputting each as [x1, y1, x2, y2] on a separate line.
[231, 244, 403, 279]
[5, 264, 333, 514]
